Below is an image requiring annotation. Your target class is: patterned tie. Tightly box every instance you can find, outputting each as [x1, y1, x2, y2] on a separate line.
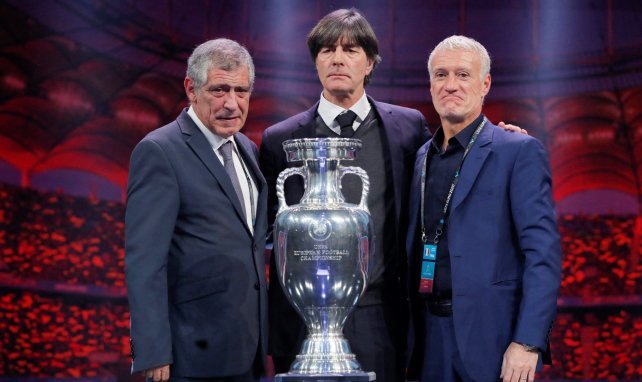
[218, 141, 246, 217]
[335, 110, 358, 138]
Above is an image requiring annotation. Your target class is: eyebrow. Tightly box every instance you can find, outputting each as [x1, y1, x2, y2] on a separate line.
[207, 83, 250, 89]
[322, 41, 359, 50]
[433, 66, 471, 72]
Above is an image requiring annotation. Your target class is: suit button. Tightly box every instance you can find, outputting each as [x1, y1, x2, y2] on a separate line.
[254, 283, 260, 290]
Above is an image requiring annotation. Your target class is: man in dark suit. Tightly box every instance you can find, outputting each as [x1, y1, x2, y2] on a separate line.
[259, 8, 430, 381]
[125, 38, 268, 382]
[406, 35, 562, 382]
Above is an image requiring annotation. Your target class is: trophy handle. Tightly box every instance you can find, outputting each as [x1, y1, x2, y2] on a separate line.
[339, 166, 370, 213]
[276, 166, 307, 213]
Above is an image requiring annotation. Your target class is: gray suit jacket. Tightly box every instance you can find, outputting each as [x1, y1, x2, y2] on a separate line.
[125, 109, 268, 377]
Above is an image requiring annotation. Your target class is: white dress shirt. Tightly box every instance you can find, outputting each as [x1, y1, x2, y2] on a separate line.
[187, 106, 257, 232]
[317, 91, 372, 135]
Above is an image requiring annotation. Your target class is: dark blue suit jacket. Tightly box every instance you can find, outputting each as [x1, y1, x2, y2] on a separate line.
[125, 109, 268, 377]
[406, 120, 562, 381]
[259, 97, 430, 359]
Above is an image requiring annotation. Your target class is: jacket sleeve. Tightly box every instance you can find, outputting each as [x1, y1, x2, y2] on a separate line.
[125, 138, 179, 372]
[509, 137, 562, 351]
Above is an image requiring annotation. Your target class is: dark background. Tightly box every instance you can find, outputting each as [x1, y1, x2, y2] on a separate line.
[0, 1, 641, 381]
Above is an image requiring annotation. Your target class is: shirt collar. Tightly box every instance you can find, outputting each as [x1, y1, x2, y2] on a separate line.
[187, 105, 235, 150]
[317, 91, 371, 128]
[431, 114, 484, 153]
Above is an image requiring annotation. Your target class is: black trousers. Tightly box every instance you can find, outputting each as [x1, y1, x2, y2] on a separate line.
[170, 348, 263, 382]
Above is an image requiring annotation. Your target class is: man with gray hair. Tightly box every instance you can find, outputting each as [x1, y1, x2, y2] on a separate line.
[125, 38, 268, 382]
[405, 35, 562, 382]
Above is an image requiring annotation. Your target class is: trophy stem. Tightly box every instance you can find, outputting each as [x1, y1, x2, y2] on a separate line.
[300, 159, 343, 205]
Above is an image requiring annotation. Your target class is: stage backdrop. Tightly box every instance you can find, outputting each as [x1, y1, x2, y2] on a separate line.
[0, 1, 641, 381]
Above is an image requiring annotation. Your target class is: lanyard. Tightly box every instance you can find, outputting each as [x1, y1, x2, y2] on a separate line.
[420, 116, 487, 244]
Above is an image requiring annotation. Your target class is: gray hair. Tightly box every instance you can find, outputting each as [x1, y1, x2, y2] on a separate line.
[427, 35, 491, 82]
[186, 38, 255, 91]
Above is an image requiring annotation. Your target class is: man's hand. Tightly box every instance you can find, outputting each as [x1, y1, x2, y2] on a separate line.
[499, 121, 528, 135]
[500, 342, 538, 382]
[144, 365, 170, 382]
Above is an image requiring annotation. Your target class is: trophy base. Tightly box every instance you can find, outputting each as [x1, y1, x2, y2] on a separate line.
[288, 334, 364, 374]
[275, 371, 376, 382]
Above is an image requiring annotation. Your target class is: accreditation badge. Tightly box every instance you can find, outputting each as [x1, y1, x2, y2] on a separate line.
[423, 244, 437, 261]
[419, 244, 437, 293]
[421, 260, 435, 279]
[419, 261, 434, 293]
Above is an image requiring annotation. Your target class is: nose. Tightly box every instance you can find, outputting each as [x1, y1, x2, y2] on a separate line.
[332, 47, 345, 65]
[444, 74, 457, 91]
[222, 91, 239, 110]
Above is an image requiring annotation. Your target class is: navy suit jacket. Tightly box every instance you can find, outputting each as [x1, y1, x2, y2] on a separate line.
[125, 109, 268, 377]
[406, 120, 562, 381]
[259, 97, 430, 357]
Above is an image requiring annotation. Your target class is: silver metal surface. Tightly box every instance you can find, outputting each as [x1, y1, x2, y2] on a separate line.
[274, 138, 374, 374]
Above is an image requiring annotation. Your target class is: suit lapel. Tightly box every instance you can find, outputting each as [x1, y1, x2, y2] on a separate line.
[236, 136, 266, 191]
[236, 134, 269, 285]
[291, 103, 319, 140]
[451, 121, 493, 211]
[235, 135, 267, 237]
[372, 99, 405, 225]
[407, 143, 430, 256]
[177, 111, 249, 231]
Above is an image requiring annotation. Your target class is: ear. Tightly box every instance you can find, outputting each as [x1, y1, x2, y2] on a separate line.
[184, 77, 197, 103]
[365, 58, 374, 76]
[481, 73, 491, 96]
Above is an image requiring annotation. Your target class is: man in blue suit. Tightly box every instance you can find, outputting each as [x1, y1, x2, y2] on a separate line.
[125, 38, 268, 382]
[260, 8, 431, 381]
[406, 35, 562, 382]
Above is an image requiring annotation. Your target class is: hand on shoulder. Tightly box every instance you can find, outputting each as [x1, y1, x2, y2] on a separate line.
[498, 121, 528, 135]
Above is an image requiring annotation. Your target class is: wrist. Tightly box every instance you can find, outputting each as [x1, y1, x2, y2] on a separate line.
[516, 341, 539, 353]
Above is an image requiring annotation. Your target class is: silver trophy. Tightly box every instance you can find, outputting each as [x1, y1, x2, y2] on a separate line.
[274, 138, 374, 380]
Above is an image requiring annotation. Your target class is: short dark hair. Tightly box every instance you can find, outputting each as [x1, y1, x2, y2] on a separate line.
[307, 8, 382, 85]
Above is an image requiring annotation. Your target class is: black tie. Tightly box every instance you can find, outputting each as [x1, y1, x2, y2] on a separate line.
[335, 110, 357, 138]
[218, 141, 246, 218]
